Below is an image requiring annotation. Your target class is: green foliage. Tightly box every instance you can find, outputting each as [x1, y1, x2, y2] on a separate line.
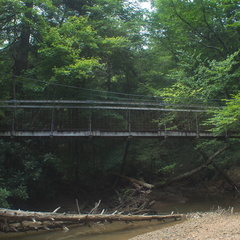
[0, 139, 51, 207]
[0, 188, 11, 208]
[160, 163, 177, 175]
[205, 92, 240, 134]
[11, 185, 29, 201]
[153, 0, 240, 59]
[148, 0, 240, 103]
[38, 16, 100, 81]
[151, 50, 240, 107]
[193, 51, 240, 99]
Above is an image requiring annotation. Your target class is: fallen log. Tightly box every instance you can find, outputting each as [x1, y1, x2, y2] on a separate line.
[197, 148, 239, 191]
[0, 208, 182, 232]
[167, 145, 228, 184]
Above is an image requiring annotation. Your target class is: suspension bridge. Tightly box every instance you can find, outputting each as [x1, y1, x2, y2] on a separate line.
[0, 98, 237, 138]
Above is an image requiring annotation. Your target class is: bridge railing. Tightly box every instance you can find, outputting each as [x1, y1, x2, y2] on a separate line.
[0, 100, 216, 136]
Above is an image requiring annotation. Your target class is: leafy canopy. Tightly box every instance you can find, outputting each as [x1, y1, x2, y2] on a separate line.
[205, 92, 240, 134]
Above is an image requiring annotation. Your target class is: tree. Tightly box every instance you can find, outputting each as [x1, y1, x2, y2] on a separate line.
[0, 0, 60, 98]
[152, 50, 240, 102]
[146, 0, 240, 102]
[205, 92, 240, 134]
[152, 0, 240, 60]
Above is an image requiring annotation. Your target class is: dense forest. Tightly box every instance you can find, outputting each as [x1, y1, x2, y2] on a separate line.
[0, 0, 240, 210]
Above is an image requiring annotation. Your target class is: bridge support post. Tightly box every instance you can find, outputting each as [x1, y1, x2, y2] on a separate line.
[225, 130, 228, 138]
[11, 104, 16, 137]
[128, 109, 131, 135]
[196, 113, 199, 138]
[50, 108, 55, 137]
[164, 122, 168, 138]
[89, 111, 92, 133]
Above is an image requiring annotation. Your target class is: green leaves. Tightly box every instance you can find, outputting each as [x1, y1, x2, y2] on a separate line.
[0, 188, 11, 208]
[0, 140, 46, 207]
[37, 16, 101, 87]
[54, 58, 102, 84]
[205, 92, 240, 134]
[153, 0, 240, 59]
[193, 50, 240, 100]
[152, 50, 240, 106]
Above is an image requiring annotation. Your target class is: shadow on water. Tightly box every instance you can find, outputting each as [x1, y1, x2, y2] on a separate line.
[1, 196, 240, 240]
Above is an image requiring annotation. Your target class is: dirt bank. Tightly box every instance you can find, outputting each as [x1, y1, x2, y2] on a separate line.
[131, 209, 240, 240]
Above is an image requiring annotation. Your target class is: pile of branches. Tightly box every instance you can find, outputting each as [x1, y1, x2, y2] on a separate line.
[0, 176, 183, 233]
[113, 175, 156, 214]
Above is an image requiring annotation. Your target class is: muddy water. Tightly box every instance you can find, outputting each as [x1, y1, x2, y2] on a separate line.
[1, 198, 239, 240]
[0, 220, 182, 240]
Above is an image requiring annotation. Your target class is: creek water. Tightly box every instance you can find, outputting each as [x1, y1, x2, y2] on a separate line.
[1, 197, 239, 240]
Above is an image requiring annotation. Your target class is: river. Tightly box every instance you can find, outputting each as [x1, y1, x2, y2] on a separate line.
[1, 197, 239, 240]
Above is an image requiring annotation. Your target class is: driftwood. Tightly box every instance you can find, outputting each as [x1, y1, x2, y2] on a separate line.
[0, 209, 182, 232]
[114, 173, 155, 189]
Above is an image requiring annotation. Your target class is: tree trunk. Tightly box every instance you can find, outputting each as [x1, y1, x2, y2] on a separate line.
[155, 145, 228, 187]
[112, 139, 131, 189]
[12, 0, 33, 99]
[0, 209, 182, 232]
[13, 0, 33, 76]
[197, 148, 239, 190]
[120, 138, 131, 175]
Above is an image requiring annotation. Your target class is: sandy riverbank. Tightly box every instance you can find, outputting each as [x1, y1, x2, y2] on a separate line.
[131, 208, 240, 240]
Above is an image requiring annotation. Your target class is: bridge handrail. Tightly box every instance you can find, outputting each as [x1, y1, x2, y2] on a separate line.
[0, 104, 210, 112]
[0, 100, 221, 111]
